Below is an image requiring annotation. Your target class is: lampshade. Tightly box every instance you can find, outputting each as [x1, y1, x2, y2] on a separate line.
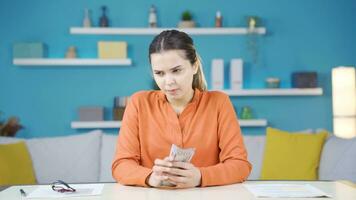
[332, 66, 356, 138]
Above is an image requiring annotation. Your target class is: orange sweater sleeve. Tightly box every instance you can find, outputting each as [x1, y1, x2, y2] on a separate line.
[111, 93, 152, 186]
[199, 95, 252, 187]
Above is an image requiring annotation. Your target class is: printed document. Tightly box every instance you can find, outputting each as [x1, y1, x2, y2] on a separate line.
[25, 184, 104, 198]
[244, 183, 331, 198]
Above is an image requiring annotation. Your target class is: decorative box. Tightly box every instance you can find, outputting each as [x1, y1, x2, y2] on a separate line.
[230, 59, 243, 90]
[211, 59, 224, 90]
[13, 42, 47, 58]
[292, 72, 317, 88]
[98, 41, 127, 59]
[78, 106, 104, 121]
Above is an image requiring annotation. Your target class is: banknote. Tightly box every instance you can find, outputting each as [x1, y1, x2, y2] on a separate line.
[169, 144, 195, 162]
[161, 144, 195, 187]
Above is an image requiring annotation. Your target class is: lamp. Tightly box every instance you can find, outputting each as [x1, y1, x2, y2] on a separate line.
[332, 66, 356, 138]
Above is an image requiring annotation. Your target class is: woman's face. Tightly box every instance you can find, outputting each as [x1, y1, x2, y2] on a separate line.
[150, 50, 198, 102]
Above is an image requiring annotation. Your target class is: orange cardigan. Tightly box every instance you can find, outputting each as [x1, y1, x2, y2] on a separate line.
[112, 89, 251, 187]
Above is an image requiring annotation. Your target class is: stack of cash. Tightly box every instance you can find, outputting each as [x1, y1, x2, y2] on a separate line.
[161, 144, 195, 187]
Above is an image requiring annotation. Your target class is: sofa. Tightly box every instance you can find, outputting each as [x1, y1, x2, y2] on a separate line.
[0, 129, 355, 185]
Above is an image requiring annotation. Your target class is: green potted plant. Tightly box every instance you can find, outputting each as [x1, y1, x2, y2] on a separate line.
[178, 10, 195, 28]
[0, 112, 23, 137]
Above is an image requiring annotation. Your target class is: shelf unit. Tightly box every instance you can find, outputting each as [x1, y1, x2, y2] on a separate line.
[71, 119, 267, 129]
[13, 58, 132, 66]
[221, 88, 323, 96]
[60, 26, 320, 128]
[70, 27, 266, 35]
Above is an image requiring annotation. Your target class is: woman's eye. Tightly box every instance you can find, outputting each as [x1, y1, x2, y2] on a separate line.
[173, 69, 181, 73]
[155, 72, 164, 76]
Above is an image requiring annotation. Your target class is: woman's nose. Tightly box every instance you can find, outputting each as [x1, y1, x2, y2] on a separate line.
[165, 74, 176, 85]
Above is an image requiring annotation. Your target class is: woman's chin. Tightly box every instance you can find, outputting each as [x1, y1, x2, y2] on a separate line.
[165, 92, 182, 100]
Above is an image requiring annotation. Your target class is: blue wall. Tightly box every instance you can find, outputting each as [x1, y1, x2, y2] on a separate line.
[1, 0, 355, 138]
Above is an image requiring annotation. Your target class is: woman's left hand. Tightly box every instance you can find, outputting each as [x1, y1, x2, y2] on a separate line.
[153, 157, 202, 188]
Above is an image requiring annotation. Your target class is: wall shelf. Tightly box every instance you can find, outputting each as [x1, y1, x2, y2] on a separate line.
[239, 119, 268, 127]
[221, 88, 323, 96]
[13, 58, 132, 66]
[71, 121, 122, 129]
[71, 119, 267, 129]
[70, 27, 266, 35]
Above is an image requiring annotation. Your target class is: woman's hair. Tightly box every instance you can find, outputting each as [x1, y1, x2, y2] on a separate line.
[149, 30, 207, 91]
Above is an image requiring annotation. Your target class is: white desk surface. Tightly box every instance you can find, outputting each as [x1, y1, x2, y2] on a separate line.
[1, 181, 355, 200]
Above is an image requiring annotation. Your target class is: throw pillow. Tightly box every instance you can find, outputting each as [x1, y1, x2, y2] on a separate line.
[0, 142, 36, 185]
[244, 129, 314, 180]
[261, 127, 328, 180]
[319, 136, 356, 183]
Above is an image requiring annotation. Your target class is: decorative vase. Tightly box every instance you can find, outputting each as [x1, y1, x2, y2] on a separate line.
[178, 20, 195, 28]
[99, 6, 109, 27]
[148, 5, 157, 27]
[83, 8, 92, 27]
[65, 46, 77, 58]
[215, 11, 222, 27]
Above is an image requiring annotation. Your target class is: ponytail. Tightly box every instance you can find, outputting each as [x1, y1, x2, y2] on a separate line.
[192, 53, 207, 91]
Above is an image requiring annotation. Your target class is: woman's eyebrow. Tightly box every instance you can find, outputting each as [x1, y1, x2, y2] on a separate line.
[170, 65, 182, 70]
[153, 65, 181, 72]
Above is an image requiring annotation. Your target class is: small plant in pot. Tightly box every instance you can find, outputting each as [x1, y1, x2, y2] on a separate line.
[0, 112, 23, 137]
[178, 10, 195, 28]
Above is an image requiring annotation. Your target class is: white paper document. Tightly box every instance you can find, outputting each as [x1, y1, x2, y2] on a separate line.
[244, 183, 331, 198]
[25, 184, 104, 198]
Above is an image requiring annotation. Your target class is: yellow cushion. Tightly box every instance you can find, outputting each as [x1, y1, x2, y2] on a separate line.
[0, 142, 36, 185]
[261, 127, 328, 180]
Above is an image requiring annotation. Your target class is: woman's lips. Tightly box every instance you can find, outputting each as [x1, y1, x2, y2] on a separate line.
[167, 89, 178, 94]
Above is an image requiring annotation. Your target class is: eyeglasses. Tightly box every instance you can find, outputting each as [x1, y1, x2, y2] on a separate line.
[51, 180, 76, 193]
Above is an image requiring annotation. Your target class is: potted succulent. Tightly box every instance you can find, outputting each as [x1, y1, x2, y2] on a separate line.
[0, 112, 23, 137]
[178, 10, 195, 28]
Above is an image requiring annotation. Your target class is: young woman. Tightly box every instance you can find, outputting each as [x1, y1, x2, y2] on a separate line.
[112, 30, 251, 188]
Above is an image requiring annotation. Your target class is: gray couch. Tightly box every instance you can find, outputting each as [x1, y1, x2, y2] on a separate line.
[1, 130, 355, 184]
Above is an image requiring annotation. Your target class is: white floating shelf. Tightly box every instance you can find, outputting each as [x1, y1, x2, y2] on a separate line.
[221, 88, 323, 96]
[71, 119, 267, 129]
[13, 58, 132, 66]
[71, 121, 122, 129]
[239, 119, 268, 127]
[70, 27, 266, 35]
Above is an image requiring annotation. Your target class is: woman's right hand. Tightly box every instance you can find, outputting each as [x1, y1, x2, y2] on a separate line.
[146, 157, 174, 187]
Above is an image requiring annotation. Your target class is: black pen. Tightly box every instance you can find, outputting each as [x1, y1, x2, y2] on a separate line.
[20, 189, 27, 197]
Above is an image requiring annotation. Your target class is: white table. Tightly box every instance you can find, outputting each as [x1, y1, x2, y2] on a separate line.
[1, 181, 356, 200]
